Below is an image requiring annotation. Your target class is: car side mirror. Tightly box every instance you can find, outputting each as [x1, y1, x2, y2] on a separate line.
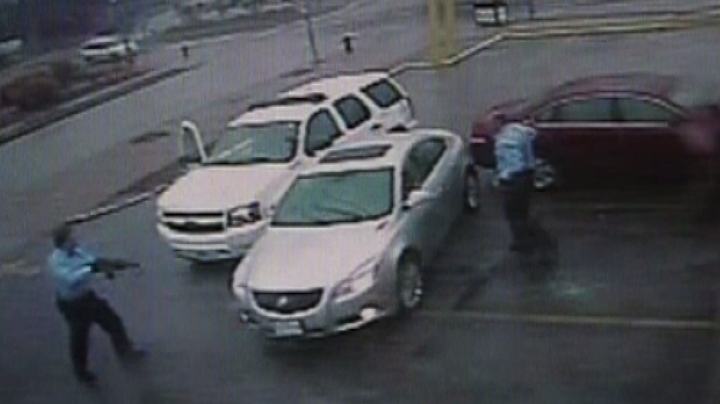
[402, 190, 434, 210]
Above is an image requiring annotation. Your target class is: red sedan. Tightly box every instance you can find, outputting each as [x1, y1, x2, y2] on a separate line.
[470, 73, 720, 190]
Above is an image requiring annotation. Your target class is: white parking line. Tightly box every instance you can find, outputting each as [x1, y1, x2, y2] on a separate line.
[0, 259, 42, 278]
[418, 310, 718, 331]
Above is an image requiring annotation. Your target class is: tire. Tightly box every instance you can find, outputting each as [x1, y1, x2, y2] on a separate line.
[395, 255, 423, 314]
[533, 157, 558, 191]
[463, 168, 481, 213]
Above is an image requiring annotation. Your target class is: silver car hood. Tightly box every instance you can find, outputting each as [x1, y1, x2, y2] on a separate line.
[246, 220, 391, 291]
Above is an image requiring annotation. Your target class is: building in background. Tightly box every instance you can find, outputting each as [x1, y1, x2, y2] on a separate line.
[15, 0, 156, 52]
[0, 0, 19, 41]
[3, 0, 166, 54]
[0, 0, 21, 57]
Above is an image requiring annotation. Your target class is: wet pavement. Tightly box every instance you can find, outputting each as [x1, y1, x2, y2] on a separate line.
[1, 25, 719, 403]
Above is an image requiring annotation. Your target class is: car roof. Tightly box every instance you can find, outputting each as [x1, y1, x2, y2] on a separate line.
[544, 73, 677, 101]
[282, 71, 391, 100]
[228, 99, 324, 126]
[83, 35, 122, 45]
[304, 128, 453, 174]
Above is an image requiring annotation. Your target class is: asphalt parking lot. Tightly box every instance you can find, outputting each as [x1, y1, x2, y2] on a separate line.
[1, 27, 719, 404]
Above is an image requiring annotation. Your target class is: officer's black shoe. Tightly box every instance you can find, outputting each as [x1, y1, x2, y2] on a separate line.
[75, 370, 98, 385]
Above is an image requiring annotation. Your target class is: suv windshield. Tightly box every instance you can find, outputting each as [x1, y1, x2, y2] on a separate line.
[272, 168, 394, 226]
[205, 121, 299, 165]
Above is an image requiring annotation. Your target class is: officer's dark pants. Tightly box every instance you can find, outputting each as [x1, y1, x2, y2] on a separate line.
[500, 170, 552, 253]
[56, 291, 132, 376]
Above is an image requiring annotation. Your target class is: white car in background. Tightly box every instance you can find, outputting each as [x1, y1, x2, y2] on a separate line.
[282, 71, 418, 132]
[79, 35, 139, 63]
[156, 91, 395, 263]
[230, 129, 480, 338]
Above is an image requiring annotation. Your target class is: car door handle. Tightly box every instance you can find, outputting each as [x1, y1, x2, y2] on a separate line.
[371, 122, 382, 131]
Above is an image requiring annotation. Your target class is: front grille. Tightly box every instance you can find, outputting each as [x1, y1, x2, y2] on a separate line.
[164, 222, 224, 233]
[253, 289, 323, 314]
[161, 211, 226, 234]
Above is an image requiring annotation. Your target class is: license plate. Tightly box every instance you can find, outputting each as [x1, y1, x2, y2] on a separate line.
[272, 321, 303, 337]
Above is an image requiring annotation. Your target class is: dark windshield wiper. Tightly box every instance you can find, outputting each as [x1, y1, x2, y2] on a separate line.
[205, 156, 281, 165]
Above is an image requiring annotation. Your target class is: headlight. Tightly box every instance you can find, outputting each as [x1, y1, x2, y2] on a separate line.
[333, 260, 378, 303]
[228, 202, 262, 227]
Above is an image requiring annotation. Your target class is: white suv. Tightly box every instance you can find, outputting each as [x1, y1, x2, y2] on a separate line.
[156, 92, 392, 263]
[281, 71, 417, 133]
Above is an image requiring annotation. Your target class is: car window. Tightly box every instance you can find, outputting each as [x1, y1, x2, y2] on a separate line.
[333, 96, 372, 130]
[617, 97, 678, 122]
[305, 110, 342, 155]
[361, 79, 404, 109]
[83, 40, 117, 50]
[401, 139, 447, 199]
[272, 168, 394, 226]
[205, 122, 299, 165]
[542, 97, 617, 122]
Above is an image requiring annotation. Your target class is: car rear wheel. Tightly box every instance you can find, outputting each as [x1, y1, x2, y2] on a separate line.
[533, 157, 558, 191]
[463, 168, 481, 213]
[396, 256, 423, 313]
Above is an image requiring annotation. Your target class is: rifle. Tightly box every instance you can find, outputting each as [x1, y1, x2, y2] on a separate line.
[93, 258, 141, 279]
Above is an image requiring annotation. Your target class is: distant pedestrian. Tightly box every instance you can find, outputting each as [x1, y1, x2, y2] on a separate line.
[181, 43, 190, 61]
[47, 224, 146, 385]
[525, 0, 536, 19]
[491, 113, 556, 259]
[123, 39, 135, 66]
[342, 33, 355, 54]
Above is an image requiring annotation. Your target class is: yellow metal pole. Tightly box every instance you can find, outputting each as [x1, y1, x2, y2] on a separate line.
[428, 0, 457, 67]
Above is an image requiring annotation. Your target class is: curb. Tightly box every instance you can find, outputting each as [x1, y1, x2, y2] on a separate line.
[66, 184, 170, 225]
[0, 65, 197, 147]
[506, 7, 720, 31]
[391, 10, 720, 75]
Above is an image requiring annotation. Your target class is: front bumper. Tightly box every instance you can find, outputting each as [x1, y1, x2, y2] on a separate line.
[234, 286, 389, 339]
[156, 221, 268, 262]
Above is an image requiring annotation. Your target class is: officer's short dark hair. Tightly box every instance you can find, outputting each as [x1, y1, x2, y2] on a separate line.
[52, 224, 73, 248]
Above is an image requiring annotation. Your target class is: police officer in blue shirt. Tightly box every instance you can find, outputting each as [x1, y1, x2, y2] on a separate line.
[491, 113, 554, 257]
[48, 224, 145, 385]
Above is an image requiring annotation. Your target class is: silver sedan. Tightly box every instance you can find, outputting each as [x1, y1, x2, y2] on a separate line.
[230, 128, 481, 338]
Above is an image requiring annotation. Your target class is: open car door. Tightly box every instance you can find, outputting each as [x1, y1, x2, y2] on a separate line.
[179, 120, 208, 168]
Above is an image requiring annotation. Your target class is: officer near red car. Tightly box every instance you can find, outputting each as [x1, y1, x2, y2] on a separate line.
[490, 113, 557, 263]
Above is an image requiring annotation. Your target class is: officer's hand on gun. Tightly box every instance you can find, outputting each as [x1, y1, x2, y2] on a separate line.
[92, 258, 141, 280]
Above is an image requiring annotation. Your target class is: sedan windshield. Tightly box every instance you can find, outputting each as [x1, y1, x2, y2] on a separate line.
[272, 168, 394, 226]
[205, 122, 299, 165]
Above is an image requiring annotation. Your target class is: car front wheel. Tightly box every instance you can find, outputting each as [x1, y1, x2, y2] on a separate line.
[463, 168, 481, 213]
[533, 157, 558, 191]
[396, 256, 423, 313]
